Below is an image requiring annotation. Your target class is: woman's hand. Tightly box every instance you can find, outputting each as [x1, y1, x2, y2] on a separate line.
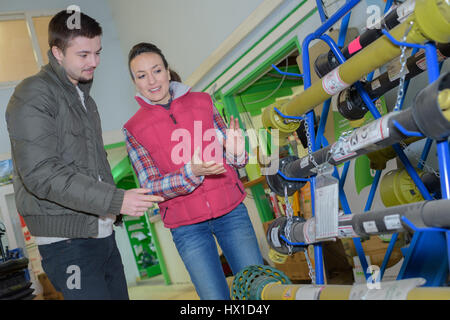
[191, 147, 226, 177]
[225, 115, 245, 157]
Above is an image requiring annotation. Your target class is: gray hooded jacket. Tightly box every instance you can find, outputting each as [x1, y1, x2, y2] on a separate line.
[5, 51, 124, 238]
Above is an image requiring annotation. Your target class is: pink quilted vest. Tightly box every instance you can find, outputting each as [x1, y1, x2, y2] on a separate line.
[124, 91, 246, 228]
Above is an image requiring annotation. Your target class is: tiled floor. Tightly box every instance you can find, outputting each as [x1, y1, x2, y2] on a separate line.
[127, 275, 199, 300]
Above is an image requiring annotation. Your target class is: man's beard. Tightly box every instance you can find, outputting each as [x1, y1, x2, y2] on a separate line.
[78, 76, 94, 84]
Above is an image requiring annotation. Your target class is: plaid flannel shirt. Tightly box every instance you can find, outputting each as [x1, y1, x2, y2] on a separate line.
[124, 105, 248, 200]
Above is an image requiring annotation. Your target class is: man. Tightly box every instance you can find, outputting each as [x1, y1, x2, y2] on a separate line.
[5, 10, 163, 300]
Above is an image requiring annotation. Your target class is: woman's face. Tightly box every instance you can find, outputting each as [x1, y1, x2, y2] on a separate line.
[130, 52, 171, 105]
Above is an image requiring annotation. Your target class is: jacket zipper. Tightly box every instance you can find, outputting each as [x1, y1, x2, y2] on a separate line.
[236, 183, 244, 195]
[169, 114, 177, 124]
[163, 207, 168, 220]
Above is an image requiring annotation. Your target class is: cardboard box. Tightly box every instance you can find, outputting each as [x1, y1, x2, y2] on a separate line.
[341, 234, 404, 269]
[299, 182, 312, 220]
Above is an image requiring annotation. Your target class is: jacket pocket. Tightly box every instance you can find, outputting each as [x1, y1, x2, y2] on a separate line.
[162, 207, 168, 220]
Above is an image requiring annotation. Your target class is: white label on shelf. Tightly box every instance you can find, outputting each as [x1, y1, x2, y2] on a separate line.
[331, 141, 357, 162]
[315, 182, 339, 239]
[348, 119, 383, 152]
[303, 218, 316, 244]
[300, 157, 309, 168]
[396, 0, 416, 23]
[416, 57, 427, 71]
[349, 278, 426, 300]
[371, 79, 381, 91]
[387, 57, 409, 82]
[295, 285, 324, 300]
[338, 225, 358, 238]
[384, 214, 402, 230]
[271, 227, 282, 248]
[348, 114, 393, 153]
[322, 68, 349, 96]
[363, 220, 378, 234]
[338, 215, 353, 222]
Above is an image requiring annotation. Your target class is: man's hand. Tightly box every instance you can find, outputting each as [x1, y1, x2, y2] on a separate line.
[191, 147, 226, 177]
[225, 115, 245, 157]
[121, 188, 164, 217]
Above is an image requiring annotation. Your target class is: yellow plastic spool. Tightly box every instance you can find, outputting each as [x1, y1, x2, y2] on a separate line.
[438, 89, 450, 121]
[414, 0, 450, 44]
[349, 118, 365, 129]
[380, 168, 425, 207]
[268, 248, 288, 264]
[367, 137, 423, 170]
[262, 101, 301, 146]
[367, 147, 398, 170]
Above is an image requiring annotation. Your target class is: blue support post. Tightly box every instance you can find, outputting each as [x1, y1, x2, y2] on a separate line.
[437, 141, 450, 200]
[306, 110, 326, 284]
[418, 139, 433, 170]
[424, 42, 440, 83]
[309, 176, 325, 284]
[315, 0, 328, 23]
[312, 0, 360, 39]
[379, 233, 399, 280]
[340, 161, 350, 186]
[337, 0, 352, 48]
[364, 170, 401, 281]
[364, 170, 382, 212]
[393, 145, 433, 200]
[447, 231, 450, 275]
[365, 0, 394, 82]
[384, 0, 393, 14]
[315, 99, 331, 150]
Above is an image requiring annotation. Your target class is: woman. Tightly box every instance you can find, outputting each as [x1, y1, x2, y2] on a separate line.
[123, 43, 264, 300]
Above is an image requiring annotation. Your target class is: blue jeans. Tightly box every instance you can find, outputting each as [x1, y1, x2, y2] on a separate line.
[170, 203, 264, 300]
[38, 232, 129, 300]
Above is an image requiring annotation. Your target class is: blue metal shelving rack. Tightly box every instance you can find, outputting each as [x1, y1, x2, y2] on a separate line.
[274, 0, 449, 286]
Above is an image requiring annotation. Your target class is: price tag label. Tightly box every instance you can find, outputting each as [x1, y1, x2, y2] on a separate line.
[322, 67, 349, 96]
[271, 227, 282, 248]
[348, 114, 393, 153]
[384, 214, 402, 230]
[315, 169, 339, 240]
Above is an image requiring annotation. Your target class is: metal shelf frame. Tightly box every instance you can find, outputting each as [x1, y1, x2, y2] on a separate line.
[274, 0, 450, 286]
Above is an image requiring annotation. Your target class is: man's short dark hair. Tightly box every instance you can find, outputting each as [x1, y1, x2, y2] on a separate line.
[48, 10, 102, 53]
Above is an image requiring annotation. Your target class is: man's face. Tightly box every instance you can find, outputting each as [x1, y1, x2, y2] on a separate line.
[52, 36, 102, 85]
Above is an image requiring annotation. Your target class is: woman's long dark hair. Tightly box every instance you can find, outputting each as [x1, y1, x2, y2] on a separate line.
[128, 42, 181, 82]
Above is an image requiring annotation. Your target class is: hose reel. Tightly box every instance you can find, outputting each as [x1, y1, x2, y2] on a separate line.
[231, 265, 291, 300]
[265, 156, 306, 197]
